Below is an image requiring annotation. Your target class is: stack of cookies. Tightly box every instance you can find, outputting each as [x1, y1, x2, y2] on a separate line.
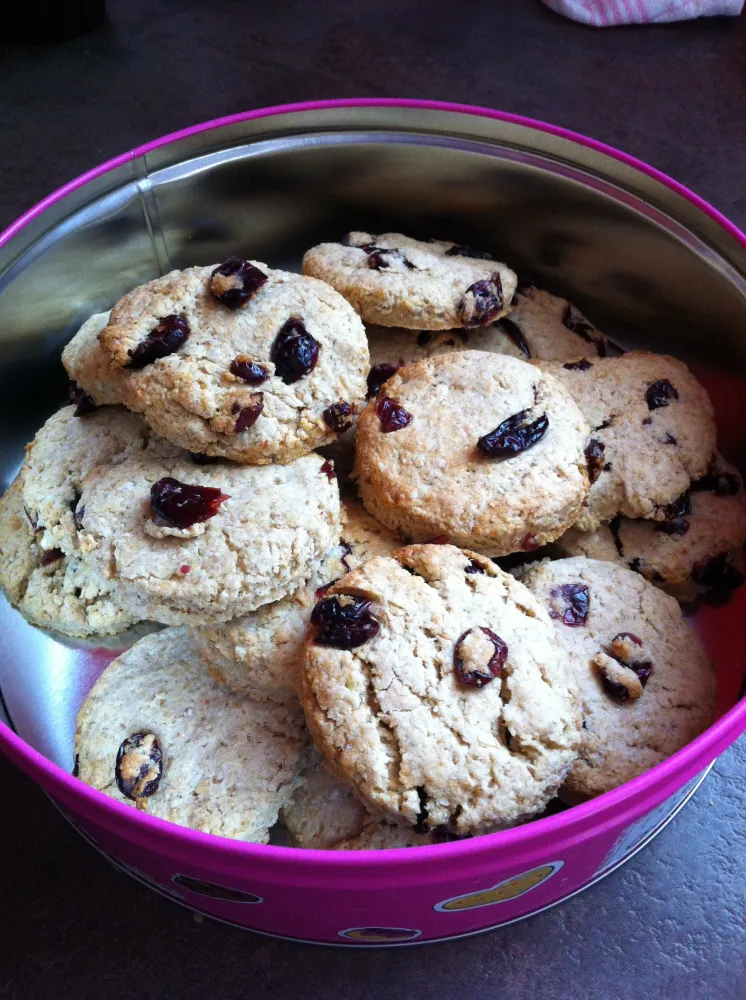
[0, 232, 737, 848]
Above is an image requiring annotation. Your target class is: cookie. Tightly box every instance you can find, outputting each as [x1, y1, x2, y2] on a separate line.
[537, 352, 716, 531]
[354, 351, 590, 557]
[300, 544, 581, 835]
[191, 499, 399, 701]
[74, 628, 307, 841]
[98, 262, 369, 464]
[61, 310, 124, 407]
[21, 404, 153, 559]
[281, 756, 369, 849]
[555, 455, 746, 604]
[517, 557, 716, 798]
[0, 473, 137, 637]
[77, 450, 341, 625]
[332, 822, 441, 850]
[302, 233, 517, 330]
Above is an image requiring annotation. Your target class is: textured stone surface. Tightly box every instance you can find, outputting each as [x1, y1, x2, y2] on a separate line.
[1, 0, 746, 996]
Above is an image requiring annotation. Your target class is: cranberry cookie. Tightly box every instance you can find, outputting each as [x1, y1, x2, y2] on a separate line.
[74, 627, 307, 841]
[302, 232, 517, 330]
[538, 352, 716, 531]
[300, 544, 581, 835]
[98, 261, 369, 464]
[518, 556, 716, 798]
[76, 449, 341, 625]
[555, 454, 746, 604]
[355, 351, 590, 557]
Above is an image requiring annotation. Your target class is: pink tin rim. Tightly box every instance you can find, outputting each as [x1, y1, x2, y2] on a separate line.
[1, 98, 745, 869]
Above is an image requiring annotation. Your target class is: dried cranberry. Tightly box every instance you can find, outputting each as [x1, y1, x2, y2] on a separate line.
[477, 410, 548, 458]
[125, 314, 190, 369]
[367, 248, 414, 270]
[323, 401, 354, 434]
[376, 395, 412, 433]
[563, 305, 605, 356]
[189, 452, 220, 465]
[642, 416, 652, 426]
[663, 433, 677, 445]
[662, 492, 692, 520]
[314, 581, 337, 601]
[229, 358, 270, 384]
[548, 583, 589, 627]
[115, 733, 163, 802]
[691, 465, 741, 497]
[179, 564, 191, 575]
[606, 632, 652, 690]
[608, 515, 624, 556]
[150, 477, 230, 529]
[417, 332, 433, 347]
[40, 548, 64, 566]
[366, 362, 400, 399]
[458, 273, 504, 328]
[498, 317, 530, 358]
[600, 674, 633, 702]
[320, 460, 336, 480]
[445, 244, 494, 260]
[270, 317, 319, 384]
[521, 534, 541, 552]
[563, 359, 593, 371]
[585, 439, 606, 484]
[693, 555, 746, 598]
[311, 595, 380, 648]
[465, 559, 486, 575]
[646, 379, 679, 410]
[454, 627, 508, 688]
[232, 393, 264, 432]
[413, 787, 429, 833]
[68, 380, 97, 416]
[209, 257, 267, 308]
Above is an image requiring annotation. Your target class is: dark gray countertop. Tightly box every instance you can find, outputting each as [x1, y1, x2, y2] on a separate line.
[2, 2, 746, 996]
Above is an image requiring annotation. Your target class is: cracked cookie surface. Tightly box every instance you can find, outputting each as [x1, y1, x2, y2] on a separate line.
[74, 627, 307, 841]
[517, 556, 716, 798]
[538, 352, 716, 531]
[299, 544, 581, 836]
[354, 351, 590, 557]
[98, 264, 369, 464]
[302, 233, 517, 330]
[77, 450, 341, 625]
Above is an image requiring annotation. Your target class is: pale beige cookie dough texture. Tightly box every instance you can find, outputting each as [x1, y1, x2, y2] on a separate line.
[355, 351, 590, 557]
[0, 473, 136, 637]
[302, 233, 517, 330]
[21, 404, 152, 558]
[281, 759, 440, 849]
[0, 405, 160, 637]
[300, 544, 582, 835]
[191, 500, 399, 702]
[62, 310, 124, 406]
[74, 628, 308, 841]
[538, 352, 716, 531]
[77, 449, 341, 625]
[518, 557, 716, 799]
[97, 263, 369, 464]
[555, 455, 746, 603]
